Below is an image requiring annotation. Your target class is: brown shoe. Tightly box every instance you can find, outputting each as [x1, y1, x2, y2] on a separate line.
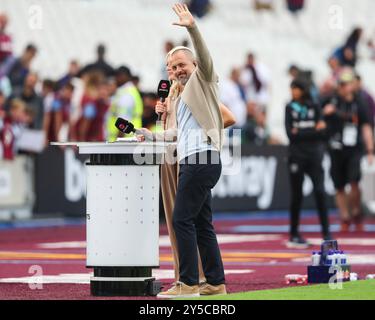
[199, 282, 227, 296]
[157, 281, 199, 299]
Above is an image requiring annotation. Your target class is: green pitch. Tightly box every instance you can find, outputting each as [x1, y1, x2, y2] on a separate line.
[188, 280, 375, 300]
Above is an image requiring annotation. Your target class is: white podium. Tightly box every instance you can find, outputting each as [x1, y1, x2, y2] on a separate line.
[52, 141, 175, 296]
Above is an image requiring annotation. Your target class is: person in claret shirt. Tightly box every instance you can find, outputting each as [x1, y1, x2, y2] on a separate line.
[84, 80, 110, 142]
[0, 13, 12, 70]
[71, 71, 100, 141]
[53, 82, 74, 142]
[42, 80, 74, 143]
[0, 89, 5, 112]
[0, 98, 27, 160]
[0, 90, 5, 133]
[41, 79, 57, 143]
[75, 74, 109, 142]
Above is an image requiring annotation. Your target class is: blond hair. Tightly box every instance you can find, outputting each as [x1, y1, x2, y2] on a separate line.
[10, 98, 26, 112]
[166, 46, 195, 60]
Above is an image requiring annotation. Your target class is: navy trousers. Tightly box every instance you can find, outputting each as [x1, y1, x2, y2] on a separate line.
[172, 151, 225, 286]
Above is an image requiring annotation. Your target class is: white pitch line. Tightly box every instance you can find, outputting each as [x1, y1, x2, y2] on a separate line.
[0, 269, 254, 284]
[37, 234, 283, 249]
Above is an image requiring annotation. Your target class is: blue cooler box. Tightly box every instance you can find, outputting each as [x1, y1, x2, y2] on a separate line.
[307, 264, 351, 283]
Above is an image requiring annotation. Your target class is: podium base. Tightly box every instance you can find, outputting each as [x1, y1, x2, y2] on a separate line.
[89, 267, 161, 296]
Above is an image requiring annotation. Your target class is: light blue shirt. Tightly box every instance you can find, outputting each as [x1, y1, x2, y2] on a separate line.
[176, 99, 216, 162]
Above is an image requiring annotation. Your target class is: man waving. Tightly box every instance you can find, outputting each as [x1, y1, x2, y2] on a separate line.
[157, 4, 226, 298]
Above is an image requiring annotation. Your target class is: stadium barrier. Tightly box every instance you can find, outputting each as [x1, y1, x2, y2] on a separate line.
[32, 145, 338, 217]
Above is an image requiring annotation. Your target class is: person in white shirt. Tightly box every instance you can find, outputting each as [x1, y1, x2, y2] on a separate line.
[240, 52, 271, 107]
[220, 67, 247, 129]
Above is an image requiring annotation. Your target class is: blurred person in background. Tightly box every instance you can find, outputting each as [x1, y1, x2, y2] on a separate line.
[14, 72, 43, 130]
[106, 77, 117, 98]
[0, 72, 11, 98]
[288, 64, 300, 81]
[181, 39, 190, 48]
[0, 91, 4, 158]
[105, 65, 143, 142]
[332, 27, 363, 68]
[82, 80, 110, 142]
[0, 89, 5, 122]
[53, 82, 75, 142]
[353, 74, 375, 129]
[6, 72, 44, 130]
[6, 44, 37, 95]
[74, 71, 103, 141]
[319, 56, 343, 98]
[186, 0, 211, 18]
[23, 105, 35, 129]
[0, 98, 28, 160]
[41, 79, 57, 143]
[0, 13, 13, 74]
[286, 0, 305, 15]
[44, 81, 75, 143]
[220, 67, 247, 131]
[253, 108, 272, 144]
[242, 103, 280, 145]
[141, 92, 158, 130]
[68, 75, 85, 139]
[322, 69, 374, 232]
[161, 40, 175, 79]
[57, 59, 80, 89]
[253, 0, 274, 11]
[285, 79, 332, 248]
[367, 29, 375, 61]
[241, 101, 257, 144]
[288, 64, 319, 103]
[70, 72, 99, 140]
[240, 52, 270, 108]
[132, 75, 141, 91]
[79, 44, 114, 78]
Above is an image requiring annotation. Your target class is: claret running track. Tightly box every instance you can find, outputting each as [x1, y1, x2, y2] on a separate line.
[0, 211, 374, 300]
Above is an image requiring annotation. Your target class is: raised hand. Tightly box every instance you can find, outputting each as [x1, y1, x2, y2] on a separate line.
[172, 3, 195, 28]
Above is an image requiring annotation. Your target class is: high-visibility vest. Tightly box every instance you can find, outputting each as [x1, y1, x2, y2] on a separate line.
[106, 84, 143, 142]
[149, 122, 164, 134]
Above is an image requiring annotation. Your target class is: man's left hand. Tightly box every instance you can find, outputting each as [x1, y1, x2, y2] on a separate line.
[136, 134, 145, 142]
[172, 3, 195, 28]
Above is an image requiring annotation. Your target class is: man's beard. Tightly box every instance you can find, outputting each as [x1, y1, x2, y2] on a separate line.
[177, 74, 190, 86]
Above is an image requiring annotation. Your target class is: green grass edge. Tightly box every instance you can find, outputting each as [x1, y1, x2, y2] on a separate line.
[176, 280, 375, 300]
